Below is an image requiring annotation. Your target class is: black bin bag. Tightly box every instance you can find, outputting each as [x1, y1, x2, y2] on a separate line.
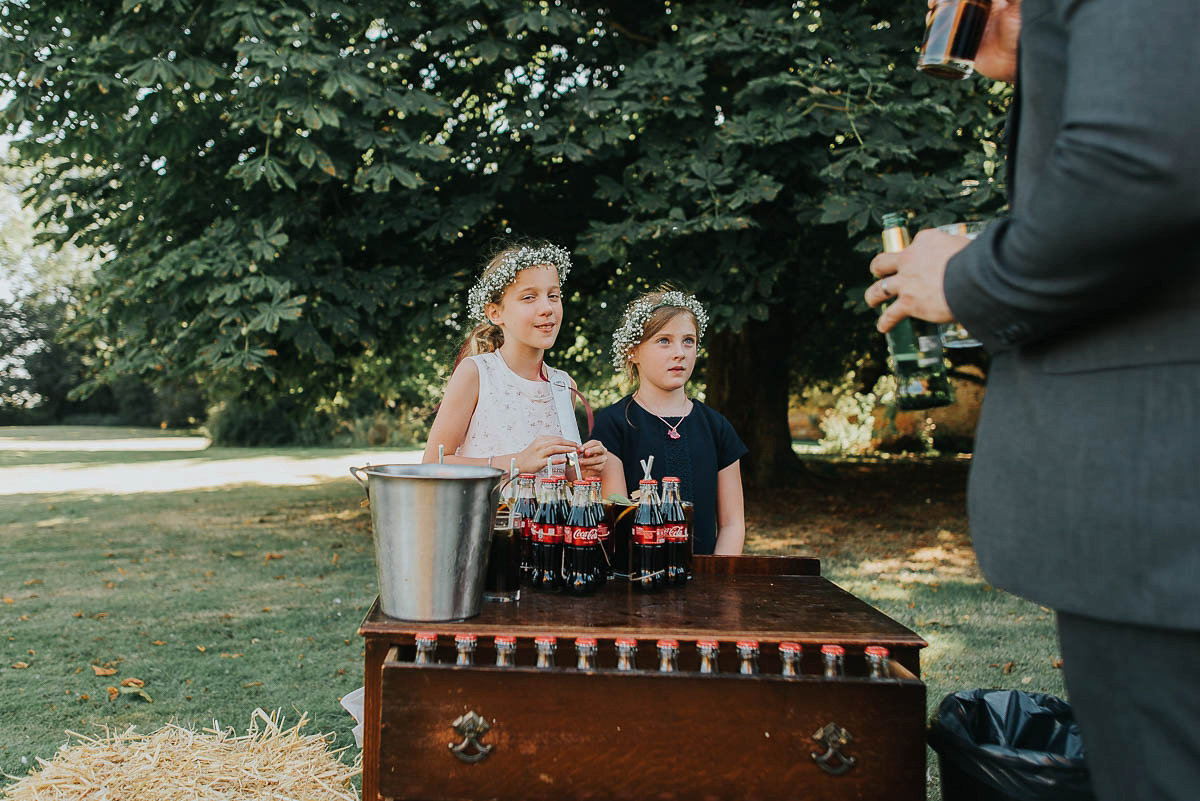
[928, 689, 1096, 801]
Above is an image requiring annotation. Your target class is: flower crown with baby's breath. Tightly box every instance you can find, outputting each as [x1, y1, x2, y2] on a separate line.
[611, 290, 709, 372]
[466, 244, 573, 323]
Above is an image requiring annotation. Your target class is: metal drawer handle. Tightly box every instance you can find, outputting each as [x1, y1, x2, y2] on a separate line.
[811, 722, 857, 776]
[449, 711, 493, 764]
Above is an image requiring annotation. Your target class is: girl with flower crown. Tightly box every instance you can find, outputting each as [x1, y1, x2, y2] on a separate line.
[592, 289, 746, 555]
[422, 242, 608, 478]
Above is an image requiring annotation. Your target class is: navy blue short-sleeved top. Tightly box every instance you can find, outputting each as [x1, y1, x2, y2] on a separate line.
[590, 396, 747, 555]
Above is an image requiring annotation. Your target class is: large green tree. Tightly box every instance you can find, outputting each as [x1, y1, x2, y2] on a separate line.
[0, 1, 1007, 478]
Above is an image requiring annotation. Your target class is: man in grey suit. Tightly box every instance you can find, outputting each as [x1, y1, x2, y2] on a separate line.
[867, 1, 1200, 798]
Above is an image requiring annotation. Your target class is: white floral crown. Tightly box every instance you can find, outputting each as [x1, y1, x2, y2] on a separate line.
[611, 290, 709, 372]
[466, 244, 573, 323]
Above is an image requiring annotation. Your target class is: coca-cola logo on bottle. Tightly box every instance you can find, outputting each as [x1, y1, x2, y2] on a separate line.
[564, 526, 599, 545]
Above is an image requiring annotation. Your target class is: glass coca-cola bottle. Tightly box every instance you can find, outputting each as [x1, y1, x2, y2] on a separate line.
[631, 478, 664, 592]
[865, 645, 890, 680]
[614, 637, 638, 671]
[454, 633, 476, 666]
[530, 476, 563, 591]
[656, 639, 679, 672]
[697, 640, 721, 674]
[511, 473, 538, 583]
[660, 477, 688, 586]
[736, 640, 760, 675]
[821, 644, 845, 678]
[563, 480, 598, 596]
[587, 477, 610, 584]
[494, 635, 517, 667]
[575, 637, 598, 670]
[779, 642, 802, 677]
[414, 632, 437, 665]
[534, 635, 557, 668]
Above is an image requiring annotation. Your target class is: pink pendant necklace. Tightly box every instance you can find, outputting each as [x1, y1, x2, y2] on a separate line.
[638, 394, 688, 439]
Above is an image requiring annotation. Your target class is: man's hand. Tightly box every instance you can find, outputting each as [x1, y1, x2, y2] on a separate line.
[975, 0, 1021, 82]
[866, 228, 970, 332]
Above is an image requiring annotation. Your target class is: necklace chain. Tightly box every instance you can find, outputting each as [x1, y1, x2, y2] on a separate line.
[636, 394, 688, 440]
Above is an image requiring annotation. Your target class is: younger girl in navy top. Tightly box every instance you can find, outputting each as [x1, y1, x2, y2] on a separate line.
[591, 289, 746, 555]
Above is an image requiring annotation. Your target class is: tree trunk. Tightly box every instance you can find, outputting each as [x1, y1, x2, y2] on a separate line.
[704, 316, 801, 489]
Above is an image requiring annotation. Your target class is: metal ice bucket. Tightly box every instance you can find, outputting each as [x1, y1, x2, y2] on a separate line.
[350, 463, 505, 621]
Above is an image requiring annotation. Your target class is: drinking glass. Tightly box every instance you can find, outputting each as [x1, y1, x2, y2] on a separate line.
[917, 0, 992, 80]
[936, 221, 990, 348]
[484, 509, 520, 602]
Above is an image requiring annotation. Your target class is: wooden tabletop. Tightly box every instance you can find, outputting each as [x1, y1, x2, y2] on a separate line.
[360, 572, 926, 652]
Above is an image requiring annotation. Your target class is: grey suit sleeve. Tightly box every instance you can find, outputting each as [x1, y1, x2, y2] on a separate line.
[944, 0, 1200, 353]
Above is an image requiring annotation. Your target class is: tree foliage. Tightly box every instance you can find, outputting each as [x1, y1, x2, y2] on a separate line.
[0, 1, 1009, 470]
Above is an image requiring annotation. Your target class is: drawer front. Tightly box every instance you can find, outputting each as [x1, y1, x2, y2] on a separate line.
[379, 661, 925, 801]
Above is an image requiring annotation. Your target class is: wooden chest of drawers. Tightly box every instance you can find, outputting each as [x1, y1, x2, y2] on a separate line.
[358, 556, 927, 801]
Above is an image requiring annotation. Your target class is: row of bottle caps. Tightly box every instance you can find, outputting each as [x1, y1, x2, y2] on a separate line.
[411, 632, 892, 679]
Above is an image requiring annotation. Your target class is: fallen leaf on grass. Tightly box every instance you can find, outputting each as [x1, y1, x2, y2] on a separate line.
[196, 645, 206, 652]
[220, 653, 243, 659]
[152, 640, 167, 646]
[264, 553, 284, 562]
[1002, 661, 1016, 674]
[120, 686, 153, 702]
[107, 686, 119, 701]
[92, 665, 117, 676]
[1051, 658, 1064, 669]
[2, 597, 13, 604]
[11, 661, 29, 669]
[23, 579, 42, 586]
[242, 681, 263, 688]
[120, 677, 145, 688]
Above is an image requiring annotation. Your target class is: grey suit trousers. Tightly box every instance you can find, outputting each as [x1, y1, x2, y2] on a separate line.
[1057, 613, 1200, 801]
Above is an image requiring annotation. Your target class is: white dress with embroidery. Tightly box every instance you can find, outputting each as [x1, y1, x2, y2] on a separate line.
[459, 351, 568, 475]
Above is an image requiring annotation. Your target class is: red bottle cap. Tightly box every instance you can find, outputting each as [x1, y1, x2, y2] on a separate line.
[414, 632, 437, 644]
[696, 639, 720, 649]
[614, 637, 638, 648]
[779, 642, 802, 655]
[821, 644, 845, 656]
[575, 637, 598, 648]
[573, 480, 588, 487]
[494, 635, 516, 646]
[735, 640, 759, 650]
[454, 633, 476, 646]
[534, 635, 557, 646]
[663, 476, 680, 482]
[638, 478, 657, 485]
[865, 645, 890, 658]
[519, 473, 536, 479]
[656, 639, 679, 649]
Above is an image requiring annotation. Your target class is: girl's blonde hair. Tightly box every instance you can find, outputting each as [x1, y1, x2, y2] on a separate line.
[613, 288, 707, 385]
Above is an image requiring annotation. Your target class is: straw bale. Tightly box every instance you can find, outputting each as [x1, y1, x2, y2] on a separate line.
[3, 709, 359, 801]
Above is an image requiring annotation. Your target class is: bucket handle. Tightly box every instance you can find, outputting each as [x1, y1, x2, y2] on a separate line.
[349, 465, 370, 501]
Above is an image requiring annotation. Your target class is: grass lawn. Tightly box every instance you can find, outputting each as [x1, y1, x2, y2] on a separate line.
[1, 428, 1067, 799]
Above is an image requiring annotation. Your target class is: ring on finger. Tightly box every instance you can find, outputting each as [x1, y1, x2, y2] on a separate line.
[881, 278, 891, 296]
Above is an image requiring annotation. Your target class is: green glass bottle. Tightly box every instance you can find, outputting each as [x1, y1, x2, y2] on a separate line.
[879, 213, 955, 410]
